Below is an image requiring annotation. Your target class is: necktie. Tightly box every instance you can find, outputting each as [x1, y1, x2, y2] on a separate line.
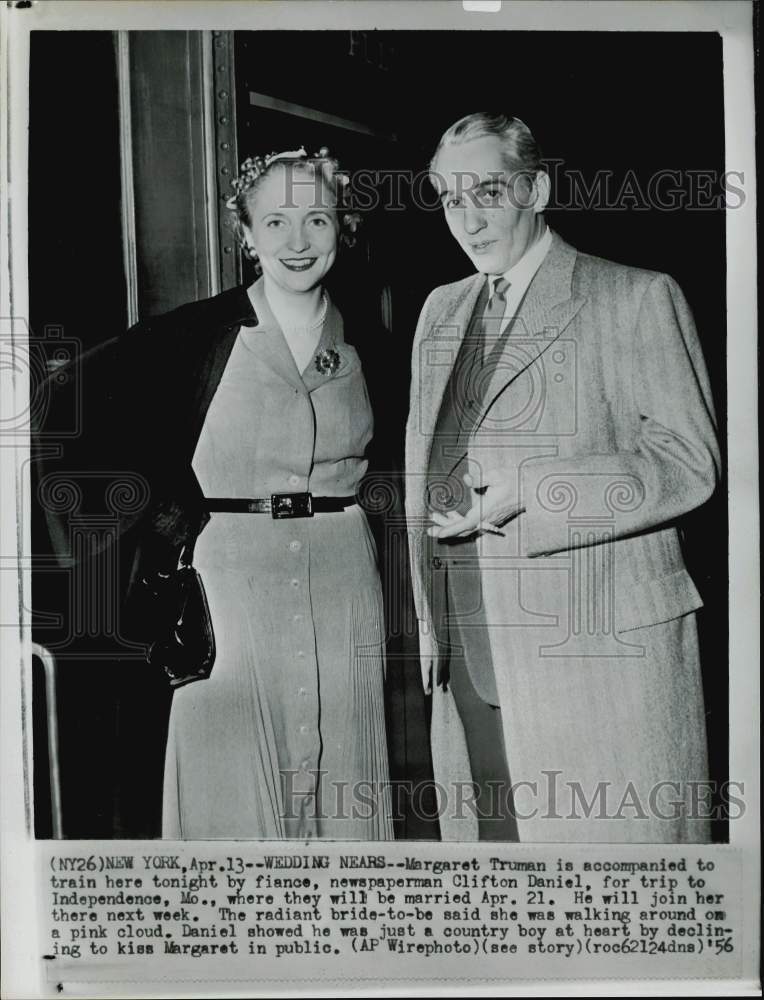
[460, 276, 510, 421]
[478, 275, 510, 356]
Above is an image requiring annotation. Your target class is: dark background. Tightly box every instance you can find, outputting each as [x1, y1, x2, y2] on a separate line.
[30, 29, 728, 840]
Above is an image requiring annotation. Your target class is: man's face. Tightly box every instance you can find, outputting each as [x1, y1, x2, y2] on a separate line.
[433, 135, 546, 275]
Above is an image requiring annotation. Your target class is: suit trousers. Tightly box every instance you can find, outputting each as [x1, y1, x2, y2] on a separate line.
[428, 546, 517, 841]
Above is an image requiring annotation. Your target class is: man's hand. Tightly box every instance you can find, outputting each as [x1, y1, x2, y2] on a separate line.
[427, 472, 524, 539]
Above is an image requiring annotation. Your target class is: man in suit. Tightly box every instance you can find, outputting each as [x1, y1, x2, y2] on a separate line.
[405, 113, 720, 842]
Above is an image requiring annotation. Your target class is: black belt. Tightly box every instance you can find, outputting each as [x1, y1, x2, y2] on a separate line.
[205, 492, 356, 519]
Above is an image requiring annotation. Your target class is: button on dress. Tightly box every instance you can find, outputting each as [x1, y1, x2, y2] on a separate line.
[162, 279, 393, 839]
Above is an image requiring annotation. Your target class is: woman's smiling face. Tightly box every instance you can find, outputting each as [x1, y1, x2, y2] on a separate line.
[244, 163, 339, 293]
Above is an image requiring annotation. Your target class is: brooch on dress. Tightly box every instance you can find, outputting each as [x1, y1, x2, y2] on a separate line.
[314, 348, 341, 376]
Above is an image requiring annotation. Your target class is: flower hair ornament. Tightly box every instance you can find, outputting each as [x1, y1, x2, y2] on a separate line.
[227, 146, 361, 256]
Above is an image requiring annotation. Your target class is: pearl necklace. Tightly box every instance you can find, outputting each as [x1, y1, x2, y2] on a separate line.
[278, 292, 328, 335]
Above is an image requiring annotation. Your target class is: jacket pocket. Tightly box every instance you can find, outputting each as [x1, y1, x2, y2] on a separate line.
[615, 568, 703, 633]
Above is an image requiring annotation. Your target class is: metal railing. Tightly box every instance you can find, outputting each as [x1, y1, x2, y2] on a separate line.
[32, 642, 63, 839]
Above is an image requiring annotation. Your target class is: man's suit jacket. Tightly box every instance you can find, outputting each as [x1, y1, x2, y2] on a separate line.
[405, 231, 720, 842]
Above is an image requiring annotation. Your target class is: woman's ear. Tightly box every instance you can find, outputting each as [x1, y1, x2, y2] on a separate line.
[241, 227, 258, 260]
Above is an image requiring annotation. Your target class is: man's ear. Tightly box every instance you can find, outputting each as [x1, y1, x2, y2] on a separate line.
[532, 170, 551, 214]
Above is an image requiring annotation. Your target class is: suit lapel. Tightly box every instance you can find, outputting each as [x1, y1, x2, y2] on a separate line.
[420, 274, 486, 473]
[474, 233, 586, 431]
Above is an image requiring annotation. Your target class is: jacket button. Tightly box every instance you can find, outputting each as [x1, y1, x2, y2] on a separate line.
[432, 556, 443, 569]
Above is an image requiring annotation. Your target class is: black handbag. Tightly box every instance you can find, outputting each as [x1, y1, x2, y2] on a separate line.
[137, 539, 216, 689]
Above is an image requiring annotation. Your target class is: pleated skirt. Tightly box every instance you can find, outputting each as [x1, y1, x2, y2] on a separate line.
[162, 504, 394, 840]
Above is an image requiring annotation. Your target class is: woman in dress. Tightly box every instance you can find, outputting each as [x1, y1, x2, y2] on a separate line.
[160, 148, 394, 839]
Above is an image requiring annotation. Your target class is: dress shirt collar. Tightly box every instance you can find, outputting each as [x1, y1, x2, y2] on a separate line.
[488, 223, 553, 299]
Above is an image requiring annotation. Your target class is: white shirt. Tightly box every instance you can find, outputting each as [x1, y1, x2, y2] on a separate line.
[488, 224, 553, 335]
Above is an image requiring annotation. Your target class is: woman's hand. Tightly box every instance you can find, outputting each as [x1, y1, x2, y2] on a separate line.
[427, 472, 524, 539]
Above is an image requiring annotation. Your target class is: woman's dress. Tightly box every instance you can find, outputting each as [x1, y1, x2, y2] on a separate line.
[162, 280, 393, 839]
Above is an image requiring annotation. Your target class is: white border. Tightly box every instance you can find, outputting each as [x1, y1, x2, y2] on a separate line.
[1, 4, 37, 996]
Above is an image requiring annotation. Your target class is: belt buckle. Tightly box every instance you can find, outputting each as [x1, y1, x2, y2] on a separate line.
[271, 492, 313, 519]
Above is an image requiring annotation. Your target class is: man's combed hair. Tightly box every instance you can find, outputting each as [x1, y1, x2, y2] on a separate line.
[430, 112, 543, 178]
